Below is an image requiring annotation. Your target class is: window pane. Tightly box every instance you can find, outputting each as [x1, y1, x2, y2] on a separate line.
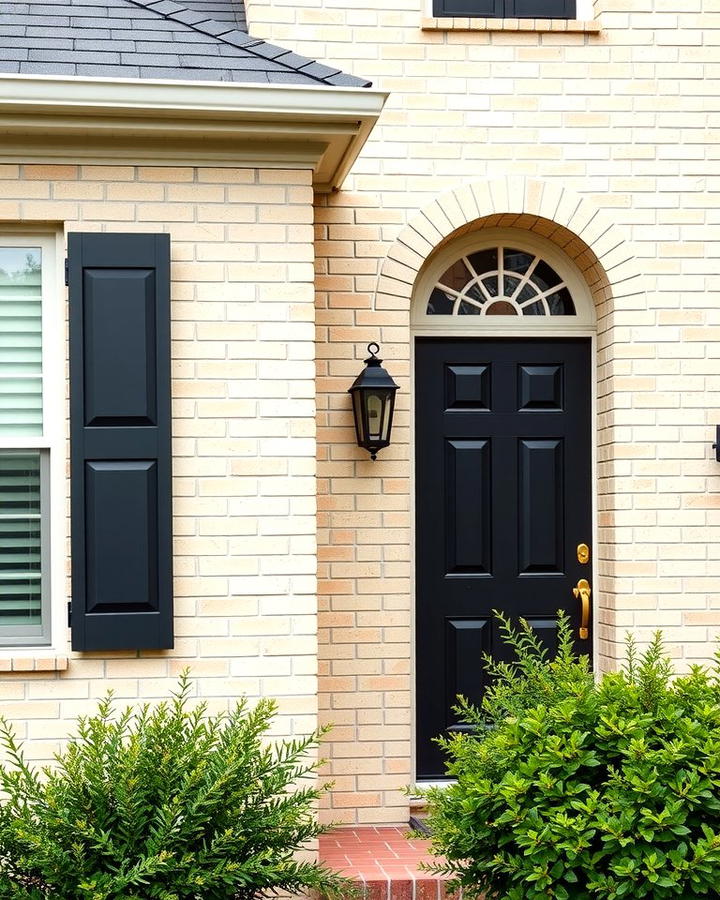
[0, 248, 42, 437]
[427, 287, 455, 315]
[546, 287, 576, 315]
[530, 259, 563, 295]
[503, 274, 521, 297]
[0, 451, 42, 629]
[523, 300, 545, 316]
[467, 248, 497, 277]
[438, 258, 472, 293]
[482, 275, 498, 297]
[486, 300, 517, 316]
[504, 248, 534, 275]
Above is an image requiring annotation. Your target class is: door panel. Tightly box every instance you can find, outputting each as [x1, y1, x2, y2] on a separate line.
[518, 438, 563, 574]
[415, 337, 592, 779]
[518, 364, 563, 410]
[445, 364, 491, 410]
[445, 439, 491, 574]
[445, 618, 491, 723]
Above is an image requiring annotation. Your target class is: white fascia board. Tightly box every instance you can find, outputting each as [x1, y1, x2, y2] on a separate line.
[0, 74, 388, 191]
[0, 73, 387, 119]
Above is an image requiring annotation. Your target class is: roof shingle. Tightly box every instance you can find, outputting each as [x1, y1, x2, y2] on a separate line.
[181, 0, 245, 32]
[0, 0, 371, 86]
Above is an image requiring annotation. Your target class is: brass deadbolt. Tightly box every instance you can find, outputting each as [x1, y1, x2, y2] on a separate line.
[577, 543, 590, 565]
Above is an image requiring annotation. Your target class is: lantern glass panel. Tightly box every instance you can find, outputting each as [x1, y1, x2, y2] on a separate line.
[381, 391, 394, 442]
[367, 393, 383, 440]
[352, 391, 366, 444]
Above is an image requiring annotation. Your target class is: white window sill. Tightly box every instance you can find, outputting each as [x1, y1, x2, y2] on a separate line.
[413, 781, 454, 793]
[0, 654, 68, 673]
[421, 17, 601, 33]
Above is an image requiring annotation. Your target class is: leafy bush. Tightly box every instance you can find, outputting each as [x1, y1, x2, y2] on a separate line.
[423, 614, 720, 899]
[0, 674, 349, 900]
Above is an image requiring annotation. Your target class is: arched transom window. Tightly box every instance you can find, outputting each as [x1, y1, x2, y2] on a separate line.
[427, 246, 576, 317]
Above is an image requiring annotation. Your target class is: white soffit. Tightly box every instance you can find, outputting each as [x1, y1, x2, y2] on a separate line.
[0, 74, 388, 192]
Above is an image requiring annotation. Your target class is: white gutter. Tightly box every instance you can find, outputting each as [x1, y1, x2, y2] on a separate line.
[0, 74, 388, 192]
[0, 73, 387, 119]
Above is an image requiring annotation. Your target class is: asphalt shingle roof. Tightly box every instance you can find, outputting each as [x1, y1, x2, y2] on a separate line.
[0, 0, 370, 86]
[182, 0, 245, 31]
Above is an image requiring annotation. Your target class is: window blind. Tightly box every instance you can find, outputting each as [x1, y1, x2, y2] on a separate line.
[0, 245, 46, 643]
[0, 249, 42, 437]
[0, 452, 42, 628]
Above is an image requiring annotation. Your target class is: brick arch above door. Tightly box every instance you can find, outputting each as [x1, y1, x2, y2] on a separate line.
[374, 176, 645, 322]
[366, 175, 648, 699]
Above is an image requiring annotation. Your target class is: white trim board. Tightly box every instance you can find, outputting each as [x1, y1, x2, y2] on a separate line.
[0, 74, 388, 192]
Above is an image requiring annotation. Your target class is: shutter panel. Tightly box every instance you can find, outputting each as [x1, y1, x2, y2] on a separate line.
[69, 233, 173, 651]
[433, 0, 501, 16]
[508, 0, 575, 17]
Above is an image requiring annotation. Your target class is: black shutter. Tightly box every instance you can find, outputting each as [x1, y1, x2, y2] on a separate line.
[434, 0, 575, 15]
[508, 0, 575, 17]
[433, 0, 501, 16]
[69, 233, 173, 651]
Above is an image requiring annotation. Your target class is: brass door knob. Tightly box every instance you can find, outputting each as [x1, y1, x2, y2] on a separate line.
[572, 578, 591, 640]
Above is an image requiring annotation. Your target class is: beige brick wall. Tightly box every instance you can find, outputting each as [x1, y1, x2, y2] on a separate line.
[241, 0, 720, 822]
[0, 163, 318, 757]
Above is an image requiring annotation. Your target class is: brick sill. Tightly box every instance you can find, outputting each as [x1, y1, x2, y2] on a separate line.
[0, 655, 68, 673]
[421, 16, 601, 32]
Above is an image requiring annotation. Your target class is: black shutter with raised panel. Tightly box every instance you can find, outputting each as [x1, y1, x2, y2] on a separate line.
[433, 0, 501, 18]
[69, 233, 173, 651]
[509, 0, 575, 17]
[433, 0, 575, 16]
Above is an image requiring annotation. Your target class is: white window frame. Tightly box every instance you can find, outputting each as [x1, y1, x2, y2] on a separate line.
[0, 231, 64, 648]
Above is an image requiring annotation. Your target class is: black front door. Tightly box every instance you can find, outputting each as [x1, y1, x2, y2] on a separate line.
[415, 337, 593, 779]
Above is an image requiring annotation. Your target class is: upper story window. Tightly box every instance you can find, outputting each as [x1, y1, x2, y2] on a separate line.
[0, 237, 55, 646]
[427, 246, 575, 317]
[433, 0, 575, 18]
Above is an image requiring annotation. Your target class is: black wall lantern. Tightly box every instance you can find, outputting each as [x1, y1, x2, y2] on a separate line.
[349, 342, 399, 460]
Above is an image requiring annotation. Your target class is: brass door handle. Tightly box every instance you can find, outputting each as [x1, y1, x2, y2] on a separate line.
[572, 578, 591, 640]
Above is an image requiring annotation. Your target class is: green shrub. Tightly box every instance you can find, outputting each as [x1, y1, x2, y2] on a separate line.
[423, 614, 720, 899]
[0, 674, 350, 900]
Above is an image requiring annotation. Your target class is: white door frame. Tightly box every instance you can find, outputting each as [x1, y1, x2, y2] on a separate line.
[408, 231, 599, 785]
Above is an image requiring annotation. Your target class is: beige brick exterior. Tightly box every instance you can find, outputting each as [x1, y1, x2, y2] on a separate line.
[0, 164, 318, 753]
[239, 0, 720, 823]
[0, 0, 718, 834]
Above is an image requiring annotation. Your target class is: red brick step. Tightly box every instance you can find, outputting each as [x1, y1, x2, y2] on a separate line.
[319, 826, 461, 900]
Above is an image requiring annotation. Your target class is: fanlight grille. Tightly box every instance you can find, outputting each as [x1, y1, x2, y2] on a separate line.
[427, 246, 575, 317]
